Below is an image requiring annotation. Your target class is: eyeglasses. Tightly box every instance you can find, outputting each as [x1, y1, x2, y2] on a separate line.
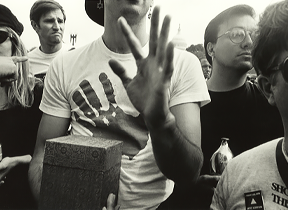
[269, 56, 288, 83]
[0, 31, 13, 44]
[217, 27, 258, 44]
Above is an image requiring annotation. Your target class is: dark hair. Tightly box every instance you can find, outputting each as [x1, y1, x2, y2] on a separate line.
[30, 0, 66, 26]
[252, 0, 288, 77]
[186, 44, 207, 61]
[204, 4, 256, 65]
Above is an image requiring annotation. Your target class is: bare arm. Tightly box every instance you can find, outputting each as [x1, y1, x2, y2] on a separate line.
[148, 103, 203, 187]
[109, 7, 203, 188]
[28, 113, 70, 202]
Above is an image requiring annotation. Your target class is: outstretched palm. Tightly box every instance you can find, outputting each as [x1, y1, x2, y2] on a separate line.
[109, 6, 175, 128]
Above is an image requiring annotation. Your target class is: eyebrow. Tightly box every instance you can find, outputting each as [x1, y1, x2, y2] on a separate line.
[43, 17, 64, 22]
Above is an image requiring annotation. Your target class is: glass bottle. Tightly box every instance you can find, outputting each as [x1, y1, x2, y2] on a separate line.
[210, 137, 233, 175]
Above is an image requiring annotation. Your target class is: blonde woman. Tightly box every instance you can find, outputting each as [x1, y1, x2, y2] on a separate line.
[0, 4, 43, 209]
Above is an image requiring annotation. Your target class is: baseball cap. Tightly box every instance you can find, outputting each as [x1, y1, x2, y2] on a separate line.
[85, 0, 104, 26]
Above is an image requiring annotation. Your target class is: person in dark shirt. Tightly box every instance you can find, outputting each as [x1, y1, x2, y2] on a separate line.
[0, 4, 43, 209]
[199, 4, 283, 209]
[159, 4, 284, 210]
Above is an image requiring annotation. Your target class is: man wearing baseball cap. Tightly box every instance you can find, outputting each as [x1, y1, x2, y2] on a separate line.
[29, 0, 210, 209]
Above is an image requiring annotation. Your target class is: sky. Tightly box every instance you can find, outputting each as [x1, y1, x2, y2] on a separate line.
[1, 0, 280, 50]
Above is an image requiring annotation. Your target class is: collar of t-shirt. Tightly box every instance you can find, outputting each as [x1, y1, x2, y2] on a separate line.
[276, 139, 288, 188]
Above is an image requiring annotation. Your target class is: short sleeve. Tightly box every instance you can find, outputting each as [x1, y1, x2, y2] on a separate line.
[39, 55, 71, 118]
[169, 50, 210, 108]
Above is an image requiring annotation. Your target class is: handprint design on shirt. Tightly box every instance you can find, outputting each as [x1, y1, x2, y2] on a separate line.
[72, 72, 149, 160]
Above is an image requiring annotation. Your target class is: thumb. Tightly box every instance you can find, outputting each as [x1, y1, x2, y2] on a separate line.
[11, 56, 28, 64]
[109, 59, 132, 89]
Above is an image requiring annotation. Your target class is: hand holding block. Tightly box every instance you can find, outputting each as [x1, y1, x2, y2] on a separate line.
[39, 135, 123, 210]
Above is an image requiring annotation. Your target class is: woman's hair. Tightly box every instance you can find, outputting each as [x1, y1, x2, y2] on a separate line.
[5, 27, 35, 108]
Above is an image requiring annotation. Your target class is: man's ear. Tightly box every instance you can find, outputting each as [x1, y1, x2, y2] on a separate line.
[257, 75, 276, 106]
[31, 20, 39, 32]
[206, 42, 215, 58]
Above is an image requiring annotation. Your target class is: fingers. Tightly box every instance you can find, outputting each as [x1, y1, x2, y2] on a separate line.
[0, 56, 22, 85]
[11, 56, 28, 64]
[103, 193, 120, 210]
[117, 17, 145, 61]
[99, 73, 116, 104]
[109, 59, 132, 89]
[149, 6, 160, 56]
[107, 193, 115, 207]
[197, 174, 221, 188]
[156, 15, 171, 66]
[162, 42, 174, 83]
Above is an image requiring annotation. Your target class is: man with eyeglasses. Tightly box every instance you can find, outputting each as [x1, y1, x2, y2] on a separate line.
[211, 1, 288, 208]
[161, 4, 284, 210]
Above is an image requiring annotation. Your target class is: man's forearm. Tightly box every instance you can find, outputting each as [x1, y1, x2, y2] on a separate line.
[148, 114, 203, 187]
[28, 158, 43, 203]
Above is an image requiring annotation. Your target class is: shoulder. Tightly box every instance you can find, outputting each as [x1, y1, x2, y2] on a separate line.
[227, 139, 280, 171]
[28, 47, 40, 57]
[172, 49, 202, 77]
[58, 40, 97, 63]
[174, 49, 200, 65]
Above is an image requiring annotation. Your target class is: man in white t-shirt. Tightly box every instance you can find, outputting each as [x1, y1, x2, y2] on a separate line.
[28, 0, 66, 80]
[29, 0, 210, 209]
[211, 1, 288, 209]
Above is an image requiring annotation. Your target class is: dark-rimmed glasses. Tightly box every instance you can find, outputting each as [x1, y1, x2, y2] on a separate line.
[0, 31, 13, 44]
[217, 27, 258, 44]
[269, 56, 288, 83]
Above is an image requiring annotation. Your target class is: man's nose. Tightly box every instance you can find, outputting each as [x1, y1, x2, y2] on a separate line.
[52, 21, 60, 30]
[241, 32, 253, 49]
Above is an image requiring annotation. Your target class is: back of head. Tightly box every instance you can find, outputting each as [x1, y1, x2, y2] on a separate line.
[252, 0, 288, 77]
[204, 4, 256, 65]
[186, 44, 206, 61]
[0, 4, 23, 36]
[30, 0, 66, 25]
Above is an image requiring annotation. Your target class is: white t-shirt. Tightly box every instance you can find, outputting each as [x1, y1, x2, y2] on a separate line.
[40, 37, 210, 209]
[211, 138, 288, 210]
[28, 44, 68, 76]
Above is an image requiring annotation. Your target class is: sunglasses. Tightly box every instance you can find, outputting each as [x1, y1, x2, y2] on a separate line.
[217, 27, 258, 44]
[0, 31, 13, 44]
[269, 56, 288, 83]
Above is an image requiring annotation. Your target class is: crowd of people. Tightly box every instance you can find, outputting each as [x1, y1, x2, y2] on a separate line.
[0, 0, 287, 209]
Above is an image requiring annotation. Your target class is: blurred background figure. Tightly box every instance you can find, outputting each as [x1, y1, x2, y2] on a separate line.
[187, 43, 212, 80]
[28, 0, 67, 80]
[0, 4, 43, 209]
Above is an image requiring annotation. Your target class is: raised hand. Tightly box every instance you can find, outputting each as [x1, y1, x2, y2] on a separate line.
[0, 56, 28, 86]
[109, 6, 175, 129]
[72, 73, 149, 160]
